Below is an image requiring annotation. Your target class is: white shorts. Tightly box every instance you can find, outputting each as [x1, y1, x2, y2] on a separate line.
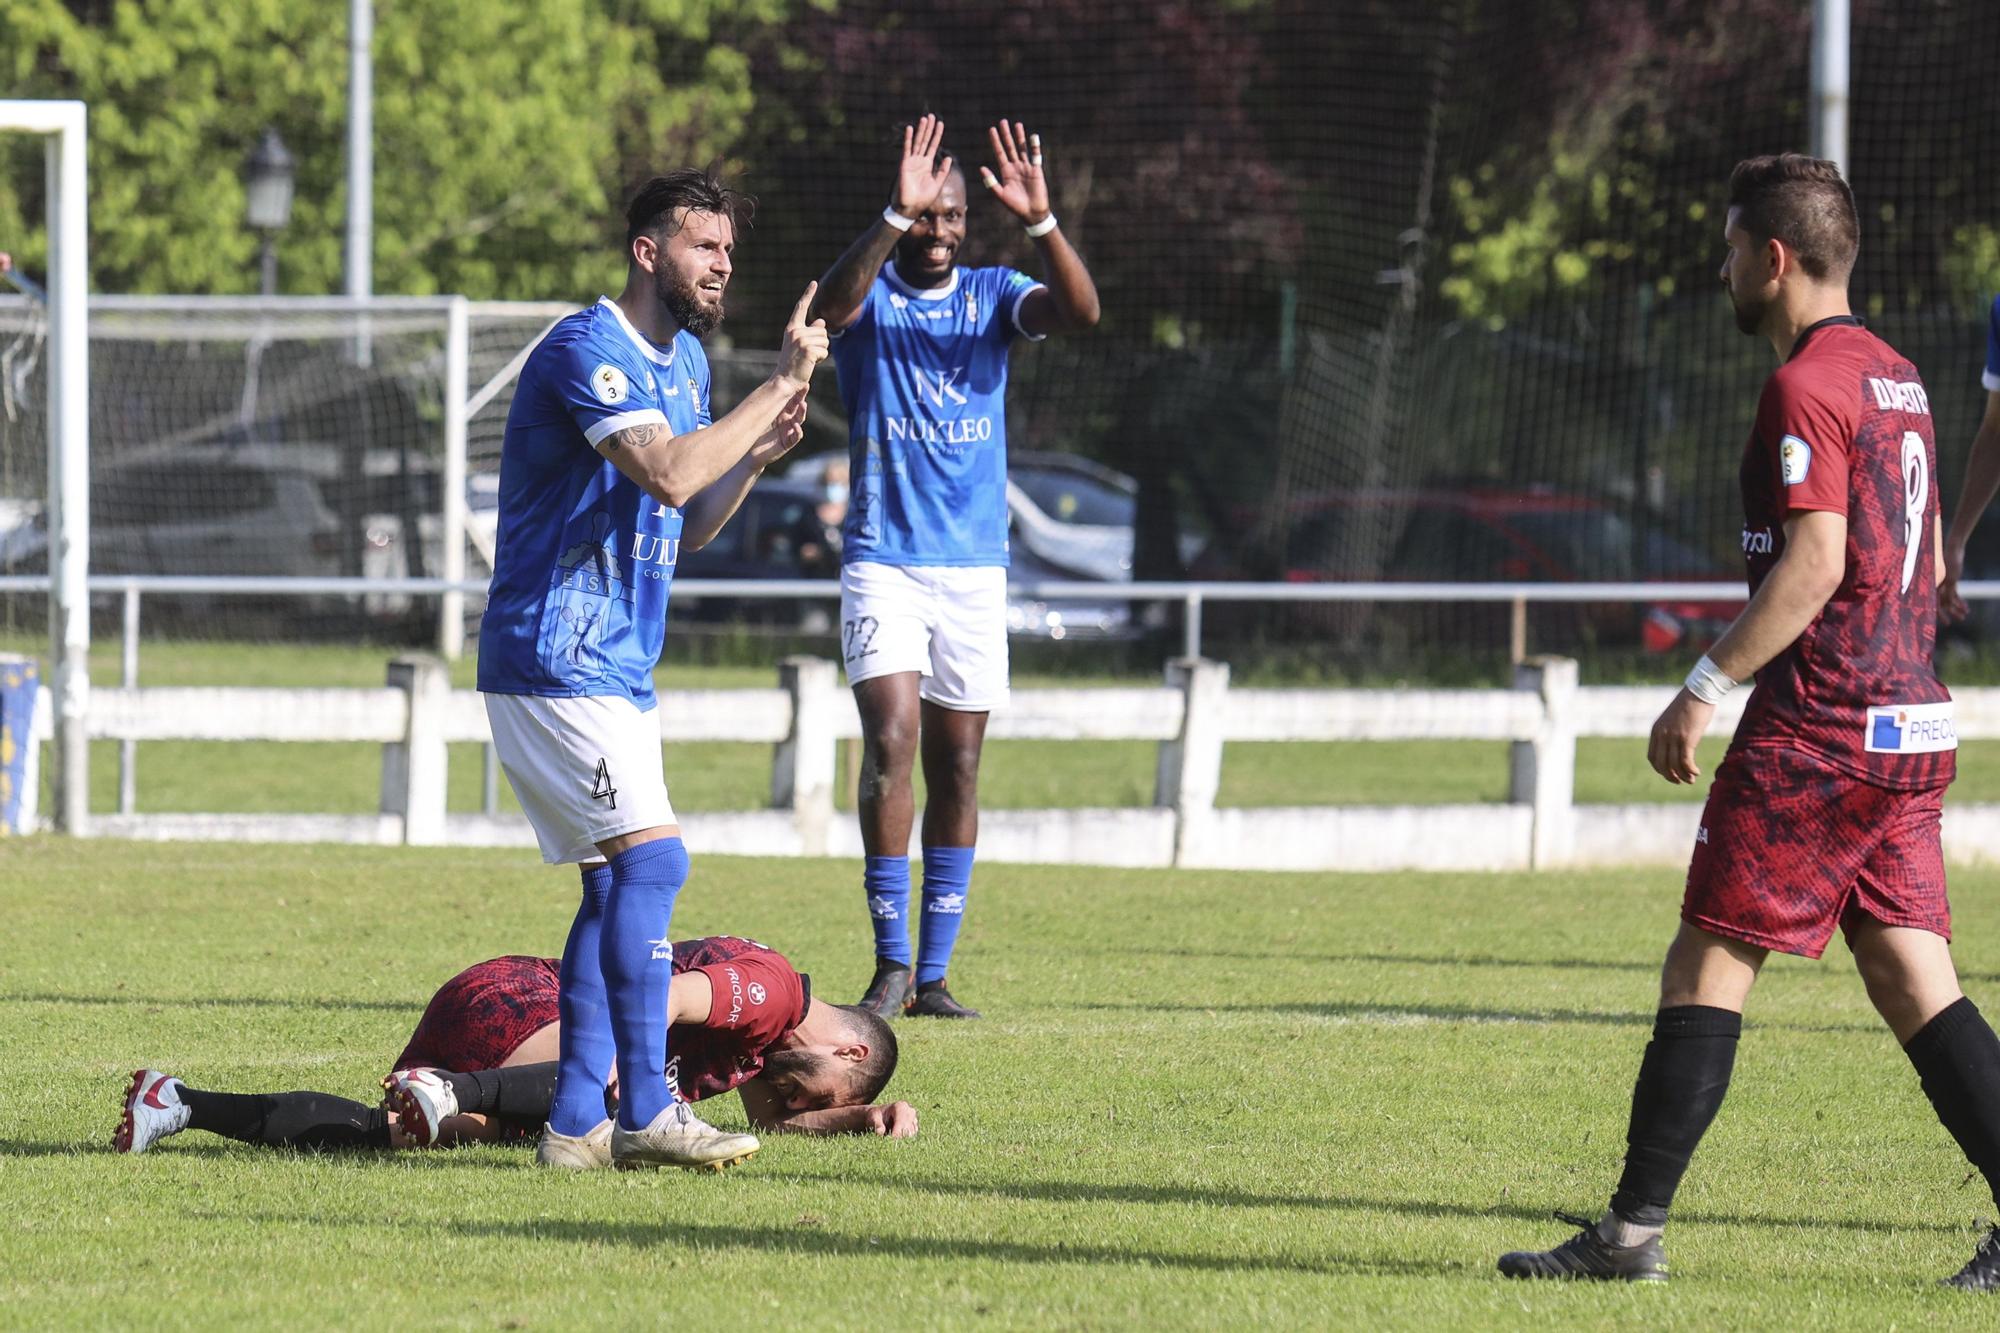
[839, 561, 1010, 711]
[484, 693, 676, 864]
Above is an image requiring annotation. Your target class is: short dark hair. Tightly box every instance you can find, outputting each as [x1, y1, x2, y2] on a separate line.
[835, 1003, 899, 1104]
[624, 167, 755, 248]
[1727, 153, 1858, 283]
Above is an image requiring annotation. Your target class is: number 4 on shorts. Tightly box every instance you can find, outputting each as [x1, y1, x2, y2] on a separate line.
[590, 757, 618, 808]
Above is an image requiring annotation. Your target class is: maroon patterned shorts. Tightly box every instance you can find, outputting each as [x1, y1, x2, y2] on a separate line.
[390, 955, 562, 1075]
[1683, 745, 1949, 960]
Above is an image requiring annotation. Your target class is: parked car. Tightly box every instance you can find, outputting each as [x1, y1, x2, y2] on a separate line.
[6, 441, 452, 631]
[866, 450, 1172, 635]
[670, 478, 837, 629]
[0, 496, 44, 568]
[1195, 487, 1741, 652]
[1007, 450, 1207, 577]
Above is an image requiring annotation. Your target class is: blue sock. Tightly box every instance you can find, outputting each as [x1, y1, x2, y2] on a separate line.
[598, 837, 689, 1131]
[548, 862, 615, 1136]
[865, 855, 912, 966]
[916, 846, 974, 985]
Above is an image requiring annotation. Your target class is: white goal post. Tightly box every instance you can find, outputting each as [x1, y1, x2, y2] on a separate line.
[1, 100, 89, 835]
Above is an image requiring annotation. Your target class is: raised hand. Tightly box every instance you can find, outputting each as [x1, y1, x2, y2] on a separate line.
[777, 280, 830, 388]
[979, 121, 1051, 225]
[891, 114, 954, 221]
[750, 387, 810, 468]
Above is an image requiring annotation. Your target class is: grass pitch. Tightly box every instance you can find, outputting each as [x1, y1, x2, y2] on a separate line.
[6, 839, 2000, 1328]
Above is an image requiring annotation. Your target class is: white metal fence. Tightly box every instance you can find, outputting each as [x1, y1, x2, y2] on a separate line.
[19, 649, 2000, 871]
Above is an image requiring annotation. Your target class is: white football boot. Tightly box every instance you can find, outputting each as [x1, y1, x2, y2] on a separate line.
[114, 1070, 191, 1154]
[383, 1068, 459, 1148]
[535, 1118, 614, 1169]
[610, 1102, 759, 1172]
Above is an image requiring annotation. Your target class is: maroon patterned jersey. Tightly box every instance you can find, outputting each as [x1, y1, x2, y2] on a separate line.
[665, 935, 808, 1102]
[1733, 317, 1955, 790]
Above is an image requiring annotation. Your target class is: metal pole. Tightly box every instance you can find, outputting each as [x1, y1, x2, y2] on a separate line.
[259, 235, 277, 297]
[438, 296, 469, 658]
[1182, 590, 1203, 660]
[347, 0, 374, 367]
[1810, 0, 1850, 175]
[1510, 596, 1528, 664]
[119, 586, 138, 815]
[46, 104, 89, 836]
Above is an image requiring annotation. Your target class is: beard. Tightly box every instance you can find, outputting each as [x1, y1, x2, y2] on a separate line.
[758, 1047, 819, 1080]
[1729, 286, 1770, 336]
[657, 265, 723, 338]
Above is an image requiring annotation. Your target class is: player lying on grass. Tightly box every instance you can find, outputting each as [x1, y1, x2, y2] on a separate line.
[114, 935, 915, 1169]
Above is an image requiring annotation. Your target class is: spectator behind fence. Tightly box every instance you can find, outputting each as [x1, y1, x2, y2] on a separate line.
[791, 456, 849, 578]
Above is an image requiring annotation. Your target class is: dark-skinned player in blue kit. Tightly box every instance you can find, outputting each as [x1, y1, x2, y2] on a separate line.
[808, 116, 1100, 1021]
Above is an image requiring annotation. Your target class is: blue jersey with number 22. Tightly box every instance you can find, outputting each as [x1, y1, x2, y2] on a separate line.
[832, 264, 1045, 567]
[477, 298, 710, 708]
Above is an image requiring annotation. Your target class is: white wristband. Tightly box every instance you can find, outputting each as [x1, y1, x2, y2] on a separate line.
[1024, 213, 1059, 239]
[1683, 654, 1736, 706]
[881, 205, 915, 233]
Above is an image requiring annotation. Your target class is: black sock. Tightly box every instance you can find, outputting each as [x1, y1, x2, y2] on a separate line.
[180, 1087, 392, 1151]
[438, 1063, 560, 1127]
[1607, 1005, 1742, 1226]
[1903, 997, 2000, 1210]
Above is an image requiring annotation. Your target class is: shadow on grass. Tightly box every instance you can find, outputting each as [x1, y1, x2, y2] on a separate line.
[222, 1210, 1469, 1277]
[0, 1138, 107, 1158]
[1072, 998, 1656, 1027]
[0, 1137, 393, 1161]
[1118, 947, 2000, 997]
[0, 992, 417, 1012]
[1070, 998, 1883, 1035]
[766, 1170, 1968, 1237]
[1106, 946, 1658, 975]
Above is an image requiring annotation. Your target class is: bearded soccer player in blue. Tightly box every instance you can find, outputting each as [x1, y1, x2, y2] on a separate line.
[479, 168, 829, 1170]
[808, 117, 1100, 1020]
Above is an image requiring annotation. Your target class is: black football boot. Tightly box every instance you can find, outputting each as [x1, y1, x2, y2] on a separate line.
[857, 958, 914, 1020]
[1942, 1225, 2000, 1291]
[905, 979, 981, 1019]
[1497, 1212, 1669, 1283]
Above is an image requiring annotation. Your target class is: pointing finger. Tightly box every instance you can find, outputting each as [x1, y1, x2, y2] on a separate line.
[790, 280, 818, 326]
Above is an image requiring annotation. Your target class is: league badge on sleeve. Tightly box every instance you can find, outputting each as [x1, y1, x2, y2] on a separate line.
[590, 363, 629, 406]
[1780, 434, 1812, 486]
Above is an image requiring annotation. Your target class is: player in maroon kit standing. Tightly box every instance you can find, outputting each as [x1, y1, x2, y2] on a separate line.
[1499, 155, 2000, 1290]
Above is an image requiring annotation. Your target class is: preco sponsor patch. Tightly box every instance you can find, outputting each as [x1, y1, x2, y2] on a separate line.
[1865, 702, 1957, 754]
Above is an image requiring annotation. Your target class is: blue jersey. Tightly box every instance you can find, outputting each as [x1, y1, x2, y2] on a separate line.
[477, 298, 710, 706]
[832, 264, 1045, 566]
[1985, 293, 2000, 392]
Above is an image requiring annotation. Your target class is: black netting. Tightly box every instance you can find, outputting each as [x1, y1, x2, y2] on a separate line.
[714, 0, 2000, 672]
[8, 1, 2000, 677]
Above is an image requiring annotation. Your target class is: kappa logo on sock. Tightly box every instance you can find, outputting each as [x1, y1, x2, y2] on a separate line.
[868, 894, 901, 920]
[926, 893, 965, 915]
[649, 935, 674, 961]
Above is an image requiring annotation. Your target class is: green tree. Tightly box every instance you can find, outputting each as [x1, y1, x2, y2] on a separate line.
[0, 0, 794, 298]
